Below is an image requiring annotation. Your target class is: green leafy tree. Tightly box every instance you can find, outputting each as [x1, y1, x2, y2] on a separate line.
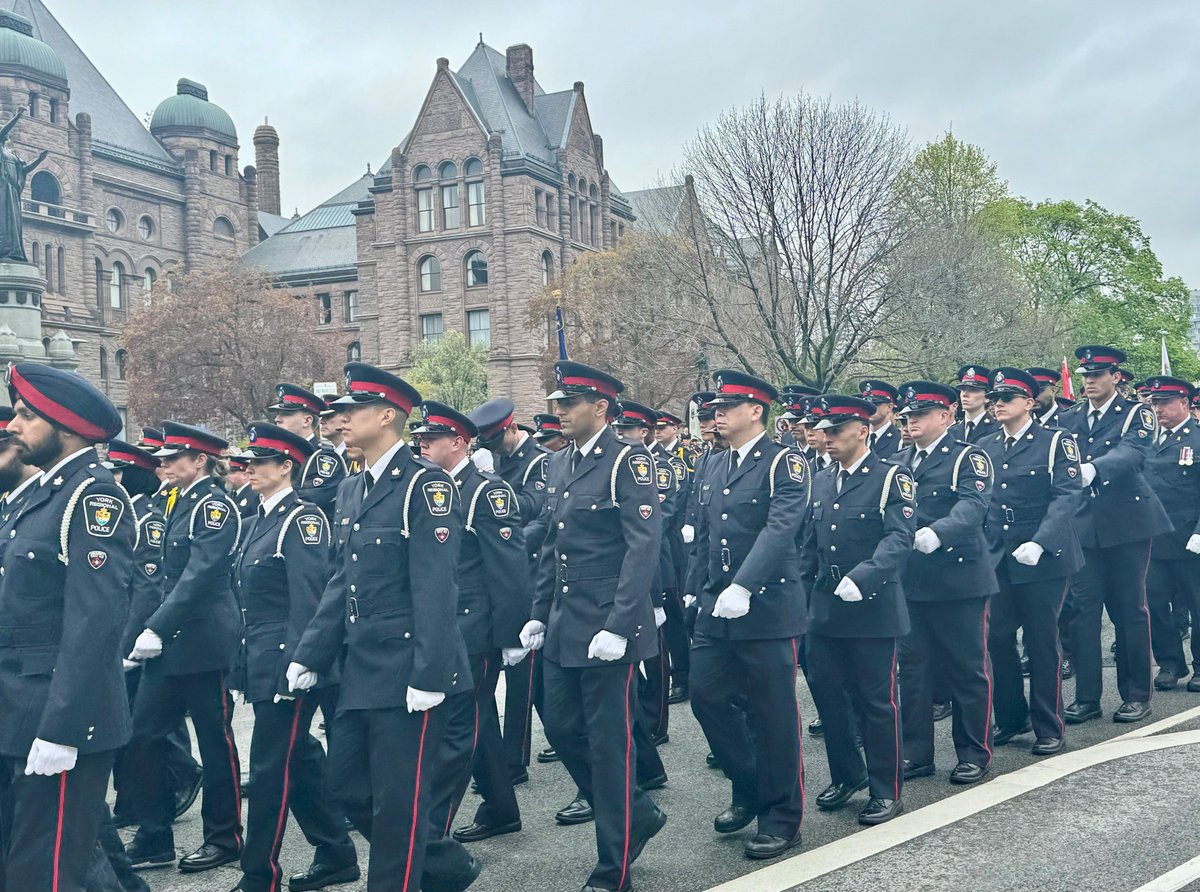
[893, 130, 1009, 229]
[408, 330, 489, 411]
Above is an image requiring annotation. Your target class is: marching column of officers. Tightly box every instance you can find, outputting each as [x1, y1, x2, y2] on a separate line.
[2, 342, 1199, 892]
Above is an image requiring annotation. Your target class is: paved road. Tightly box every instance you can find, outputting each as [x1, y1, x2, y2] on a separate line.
[127, 634, 1200, 892]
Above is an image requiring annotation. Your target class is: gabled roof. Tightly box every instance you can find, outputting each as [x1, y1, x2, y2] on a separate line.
[257, 211, 289, 239]
[625, 186, 686, 232]
[3, 0, 177, 167]
[454, 43, 554, 167]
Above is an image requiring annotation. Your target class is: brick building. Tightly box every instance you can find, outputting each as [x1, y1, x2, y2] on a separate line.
[245, 40, 637, 415]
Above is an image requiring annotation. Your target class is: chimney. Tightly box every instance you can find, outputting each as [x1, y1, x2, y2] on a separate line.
[253, 118, 281, 215]
[506, 44, 536, 115]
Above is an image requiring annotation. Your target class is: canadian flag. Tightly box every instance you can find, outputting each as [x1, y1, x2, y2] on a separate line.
[1061, 357, 1075, 401]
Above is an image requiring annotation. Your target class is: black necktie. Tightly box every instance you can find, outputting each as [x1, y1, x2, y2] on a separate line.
[965, 421, 975, 439]
[837, 469, 850, 493]
[571, 450, 581, 473]
[868, 433, 878, 450]
[258, 504, 267, 518]
[1005, 437, 1016, 451]
[1089, 410, 1100, 430]
[913, 449, 927, 470]
[363, 471, 374, 494]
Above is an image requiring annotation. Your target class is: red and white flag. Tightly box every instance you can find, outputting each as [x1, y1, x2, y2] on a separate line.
[1061, 357, 1075, 401]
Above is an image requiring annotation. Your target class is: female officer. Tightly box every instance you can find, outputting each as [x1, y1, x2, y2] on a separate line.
[231, 422, 358, 892]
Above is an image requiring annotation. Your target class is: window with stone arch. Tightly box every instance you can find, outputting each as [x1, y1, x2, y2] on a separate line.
[438, 161, 458, 181]
[418, 255, 441, 293]
[347, 341, 361, 362]
[109, 261, 124, 308]
[99, 347, 108, 381]
[30, 170, 60, 209]
[464, 250, 488, 288]
[213, 216, 235, 239]
[116, 349, 127, 380]
[144, 267, 157, 293]
[541, 250, 555, 286]
[413, 165, 432, 183]
[465, 158, 485, 227]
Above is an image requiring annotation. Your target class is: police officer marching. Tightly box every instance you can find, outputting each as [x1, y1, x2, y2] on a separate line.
[228, 454, 260, 520]
[859, 380, 902, 458]
[653, 409, 694, 708]
[950, 365, 999, 443]
[532, 412, 567, 452]
[268, 384, 347, 516]
[0, 364, 133, 892]
[1027, 368, 1063, 427]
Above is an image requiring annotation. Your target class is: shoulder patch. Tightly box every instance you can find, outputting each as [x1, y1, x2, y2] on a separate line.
[144, 562, 158, 576]
[144, 519, 165, 548]
[1062, 437, 1080, 463]
[656, 466, 672, 491]
[423, 480, 453, 516]
[540, 458, 549, 481]
[315, 454, 338, 478]
[786, 453, 807, 483]
[84, 493, 125, 537]
[672, 460, 686, 483]
[895, 472, 916, 502]
[1140, 406, 1156, 431]
[297, 513, 324, 545]
[203, 499, 230, 531]
[969, 452, 990, 477]
[486, 487, 511, 518]
[628, 454, 652, 485]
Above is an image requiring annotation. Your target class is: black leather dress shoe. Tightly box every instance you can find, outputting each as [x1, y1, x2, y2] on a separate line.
[932, 702, 952, 722]
[536, 747, 559, 763]
[639, 772, 668, 791]
[174, 769, 204, 820]
[555, 797, 594, 825]
[668, 685, 689, 704]
[807, 717, 824, 736]
[125, 841, 174, 869]
[706, 752, 719, 768]
[288, 861, 362, 891]
[815, 778, 867, 810]
[652, 732, 669, 747]
[1155, 668, 1181, 691]
[902, 760, 934, 780]
[179, 843, 240, 873]
[452, 820, 522, 843]
[629, 806, 667, 863]
[1061, 657, 1075, 679]
[993, 721, 1032, 745]
[744, 827, 802, 859]
[1064, 701, 1101, 724]
[511, 768, 529, 786]
[580, 884, 631, 892]
[714, 805, 754, 834]
[1189, 673, 1200, 693]
[858, 797, 903, 825]
[1031, 737, 1065, 756]
[950, 761, 987, 784]
[1113, 701, 1151, 723]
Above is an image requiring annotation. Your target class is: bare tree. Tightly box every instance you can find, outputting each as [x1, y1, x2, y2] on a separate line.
[122, 265, 341, 437]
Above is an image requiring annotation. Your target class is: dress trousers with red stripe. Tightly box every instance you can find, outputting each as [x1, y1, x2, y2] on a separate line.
[231, 492, 357, 892]
[0, 452, 135, 892]
[123, 475, 245, 858]
[893, 436, 998, 771]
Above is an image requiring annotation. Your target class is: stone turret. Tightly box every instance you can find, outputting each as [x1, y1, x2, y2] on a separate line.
[253, 118, 281, 215]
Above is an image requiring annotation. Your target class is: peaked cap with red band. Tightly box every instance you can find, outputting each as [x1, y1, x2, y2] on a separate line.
[987, 367, 1038, 399]
[780, 384, 820, 419]
[228, 455, 249, 472]
[897, 380, 957, 414]
[320, 395, 340, 418]
[858, 379, 899, 406]
[238, 421, 315, 464]
[533, 413, 564, 440]
[656, 411, 684, 427]
[414, 401, 478, 441]
[814, 395, 874, 430]
[268, 383, 326, 417]
[1026, 367, 1061, 387]
[1075, 345, 1126, 374]
[138, 426, 164, 450]
[613, 400, 656, 428]
[1143, 375, 1196, 401]
[708, 369, 779, 408]
[469, 397, 517, 441]
[330, 362, 421, 415]
[6, 363, 122, 442]
[105, 438, 160, 471]
[154, 421, 228, 457]
[955, 364, 992, 390]
[691, 391, 717, 421]
[1119, 368, 1135, 384]
[546, 361, 624, 404]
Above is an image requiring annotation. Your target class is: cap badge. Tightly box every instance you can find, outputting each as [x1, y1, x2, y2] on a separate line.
[1153, 380, 1162, 390]
[965, 367, 975, 380]
[344, 370, 353, 390]
[995, 372, 1005, 384]
[276, 385, 286, 401]
[248, 427, 258, 443]
[1084, 348, 1093, 360]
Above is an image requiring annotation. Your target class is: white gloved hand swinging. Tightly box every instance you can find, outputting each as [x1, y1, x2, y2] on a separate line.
[406, 687, 445, 713]
[1079, 462, 1097, 487]
[712, 583, 751, 619]
[24, 739, 77, 776]
[587, 630, 627, 661]
[286, 661, 317, 692]
[834, 576, 863, 602]
[519, 620, 546, 651]
[128, 628, 162, 661]
[913, 527, 941, 554]
[502, 647, 530, 667]
[1012, 542, 1044, 566]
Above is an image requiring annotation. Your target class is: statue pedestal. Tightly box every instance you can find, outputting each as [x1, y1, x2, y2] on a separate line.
[0, 261, 45, 359]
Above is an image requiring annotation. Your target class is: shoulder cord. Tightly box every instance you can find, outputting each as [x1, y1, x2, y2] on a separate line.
[523, 452, 546, 485]
[273, 503, 331, 557]
[1049, 430, 1062, 477]
[611, 445, 633, 505]
[879, 464, 900, 517]
[189, 491, 243, 554]
[400, 468, 427, 539]
[464, 477, 489, 533]
[59, 479, 139, 565]
[768, 449, 789, 498]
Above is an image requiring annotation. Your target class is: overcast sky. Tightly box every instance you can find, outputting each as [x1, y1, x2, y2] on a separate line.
[48, 0, 1200, 287]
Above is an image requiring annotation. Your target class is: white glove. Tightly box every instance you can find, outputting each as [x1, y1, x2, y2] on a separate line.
[272, 693, 296, 703]
[128, 629, 162, 661]
[519, 620, 546, 651]
[1080, 462, 1096, 486]
[681, 524, 695, 544]
[229, 690, 244, 704]
[834, 577, 863, 602]
[683, 594, 697, 609]
[654, 607, 667, 628]
[712, 583, 752, 618]
[1187, 534, 1200, 555]
[286, 661, 317, 692]
[122, 658, 138, 671]
[587, 630, 628, 661]
[913, 527, 941, 554]
[502, 647, 530, 667]
[24, 739, 77, 776]
[1012, 542, 1044, 566]
[406, 686, 445, 712]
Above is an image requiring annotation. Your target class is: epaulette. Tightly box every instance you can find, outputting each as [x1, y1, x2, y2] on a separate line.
[522, 451, 547, 485]
[400, 466, 428, 538]
[879, 464, 901, 517]
[465, 475, 517, 532]
[611, 444, 634, 505]
[59, 476, 138, 565]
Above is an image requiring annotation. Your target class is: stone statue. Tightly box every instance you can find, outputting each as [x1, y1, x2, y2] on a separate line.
[0, 109, 48, 263]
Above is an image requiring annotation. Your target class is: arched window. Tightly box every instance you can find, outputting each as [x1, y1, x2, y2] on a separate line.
[578, 178, 587, 196]
[30, 171, 60, 208]
[568, 172, 576, 190]
[589, 184, 598, 199]
[467, 178, 485, 226]
[109, 262, 123, 308]
[138, 216, 154, 240]
[209, 150, 217, 172]
[99, 347, 108, 381]
[94, 258, 103, 305]
[48, 98, 57, 124]
[541, 250, 555, 286]
[27, 91, 37, 118]
[44, 244, 53, 292]
[105, 208, 122, 233]
[213, 216, 234, 239]
[465, 250, 488, 287]
[418, 255, 441, 292]
[412, 164, 432, 183]
[41, 337, 49, 356]
[438, 161, 458, 181]
[347, 341, 361, 362]
[464, 158, 483, 177]
[57, 246, 64, 289]
[116, 349, 127, 380]
[144, 267, 157, 292]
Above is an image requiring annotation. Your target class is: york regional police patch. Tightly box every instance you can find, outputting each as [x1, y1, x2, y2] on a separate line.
[673, 462, 686, 483]
[969, 453, 990, 477]
[1140, 407, 1155, 431]
[423, 480, 453, 516]
[298, 514, 324, 545]
[84, 493, 124, 537]
[316, 454, 337, 478]
[145, 519, 165, 548]
[786, 453, 807, 483]
[1062, 437, 1080, 463]
[203, 500, 230, 530]
[628, 454, 652, 485]
[896, 473, 916, 502]
[487, 488, 511, 518]
[656, 467, 672, 491]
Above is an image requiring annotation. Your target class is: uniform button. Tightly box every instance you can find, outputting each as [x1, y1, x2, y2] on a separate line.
[560, 554, 567, 561]
[723, 488, 730, 495]
[463, 608, 470, 614]
[26, 552, 33, 558]
[375, 538, 382, 545]
[722, 565, 730, 572]
[557, 522, 565, 529]
[1029, 470, 1035, 475]
[350, 585, 356, 593]
[721, 513, 728, 520]
[1002, 524, 1009, 530]
[88, 725, 94, 732]
[833, 504, 840, 510]
[1001, 464, 1008, 470]
[1001, 483, 1007, 489]
[831, 524, 837, 530]
[353, 523, 360, 531]
[591, 504, 597, 510]
[720, 538, 727, 545]
[279, 643, 285, 650]
[404, 632, 412, 639]
[352, 554, 358, 561]
[563, 491, 570, 499]
[562, 586, 569, 593]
